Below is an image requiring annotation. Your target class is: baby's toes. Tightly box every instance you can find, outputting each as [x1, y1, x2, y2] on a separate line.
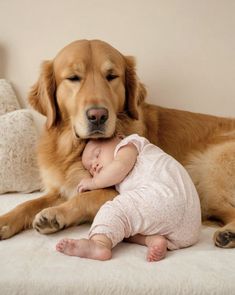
[56, 239, 69, 252]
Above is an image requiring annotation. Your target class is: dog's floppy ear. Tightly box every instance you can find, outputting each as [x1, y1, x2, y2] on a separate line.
[28, 60, 57, 129]
[124, 56, 147, 120]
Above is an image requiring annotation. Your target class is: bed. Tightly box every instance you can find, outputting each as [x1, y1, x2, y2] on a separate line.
[0, 191, 234, 295]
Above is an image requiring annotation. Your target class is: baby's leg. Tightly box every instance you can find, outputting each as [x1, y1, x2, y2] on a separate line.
[56, 234, 112, 261]
[56, 195, 131, 260]
[126, 234, 167, 262]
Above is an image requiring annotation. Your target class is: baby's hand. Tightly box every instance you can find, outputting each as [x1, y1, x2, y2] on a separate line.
[77, 177, 97, 193]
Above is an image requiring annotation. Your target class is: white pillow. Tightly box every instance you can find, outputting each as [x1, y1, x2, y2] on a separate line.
[0, 79, 20, 115]
[0, 110, 42, 194]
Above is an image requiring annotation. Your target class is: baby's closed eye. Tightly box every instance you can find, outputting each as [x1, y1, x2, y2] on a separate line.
[94, 148, 101, 158]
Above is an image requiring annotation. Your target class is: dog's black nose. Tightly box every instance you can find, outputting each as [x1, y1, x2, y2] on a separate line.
[86, 108, 108, 126]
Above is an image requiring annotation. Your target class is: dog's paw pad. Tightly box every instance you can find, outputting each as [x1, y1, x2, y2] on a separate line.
[33, 209, 65, 234]
[215, 230, 235, 248]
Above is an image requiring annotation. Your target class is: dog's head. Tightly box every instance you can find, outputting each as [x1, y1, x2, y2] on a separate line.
[29, 39, 146, 138]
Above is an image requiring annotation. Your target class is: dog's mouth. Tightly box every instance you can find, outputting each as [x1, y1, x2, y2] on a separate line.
[73, 126, 109, 139]
[87, 122, 106, 136]
[88, 130, 106, 138]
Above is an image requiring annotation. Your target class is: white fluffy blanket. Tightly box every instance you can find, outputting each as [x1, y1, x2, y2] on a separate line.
[0, 192, 235, 295]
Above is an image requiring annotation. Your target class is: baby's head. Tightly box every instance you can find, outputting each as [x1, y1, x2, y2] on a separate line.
[82, 137, 121, 176]
[82, 140, 103, 175]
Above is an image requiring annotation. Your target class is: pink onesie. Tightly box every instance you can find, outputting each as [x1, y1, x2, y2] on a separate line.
[89, 134, 201, 250]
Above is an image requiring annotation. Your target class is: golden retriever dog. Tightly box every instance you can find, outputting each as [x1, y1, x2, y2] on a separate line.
[0, 39, 235, 248]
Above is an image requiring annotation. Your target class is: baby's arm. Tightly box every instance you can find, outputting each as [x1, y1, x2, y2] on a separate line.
[78, 143, 138, 192]
[94, 143, 138, 187]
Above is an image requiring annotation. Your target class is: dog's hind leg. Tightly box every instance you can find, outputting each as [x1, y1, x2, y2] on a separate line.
[185, 141, 235, 248]
[213, 204, 235, 248]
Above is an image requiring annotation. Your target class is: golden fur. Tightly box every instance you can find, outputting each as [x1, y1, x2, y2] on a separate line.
[1, 39, 235, 248]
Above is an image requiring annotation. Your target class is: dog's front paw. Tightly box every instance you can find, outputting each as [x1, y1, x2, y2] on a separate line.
[33, 208, 66, 234]
[0, 214, 20, 240]
[0, 224, 12, 240]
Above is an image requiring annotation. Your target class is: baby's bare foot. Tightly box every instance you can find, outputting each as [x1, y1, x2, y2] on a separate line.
[56, 238, 111, 261]
[145, 235, 167, 262]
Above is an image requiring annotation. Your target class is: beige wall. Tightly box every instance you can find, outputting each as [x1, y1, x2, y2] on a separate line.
[0, 0, 235, 117]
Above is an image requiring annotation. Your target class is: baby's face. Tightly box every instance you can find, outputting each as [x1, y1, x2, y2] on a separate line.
[82, 139, 118, 176]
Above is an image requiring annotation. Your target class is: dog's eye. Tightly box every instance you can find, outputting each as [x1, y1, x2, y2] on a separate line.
[67, 75, 81, 82]
[106, 74, 118, 82]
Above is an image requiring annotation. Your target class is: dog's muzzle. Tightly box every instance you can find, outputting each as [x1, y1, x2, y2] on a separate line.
[86, 107, 109, 134]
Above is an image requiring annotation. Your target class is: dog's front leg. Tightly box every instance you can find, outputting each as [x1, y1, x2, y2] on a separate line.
[32, 188, 118, 234]
[0, 191, 63, 240]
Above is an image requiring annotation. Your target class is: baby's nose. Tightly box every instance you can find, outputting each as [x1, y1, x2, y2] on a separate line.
[92, 162, 98, 168]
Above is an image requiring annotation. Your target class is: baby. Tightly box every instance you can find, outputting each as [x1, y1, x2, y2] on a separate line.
[56, 134, 201, 262]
